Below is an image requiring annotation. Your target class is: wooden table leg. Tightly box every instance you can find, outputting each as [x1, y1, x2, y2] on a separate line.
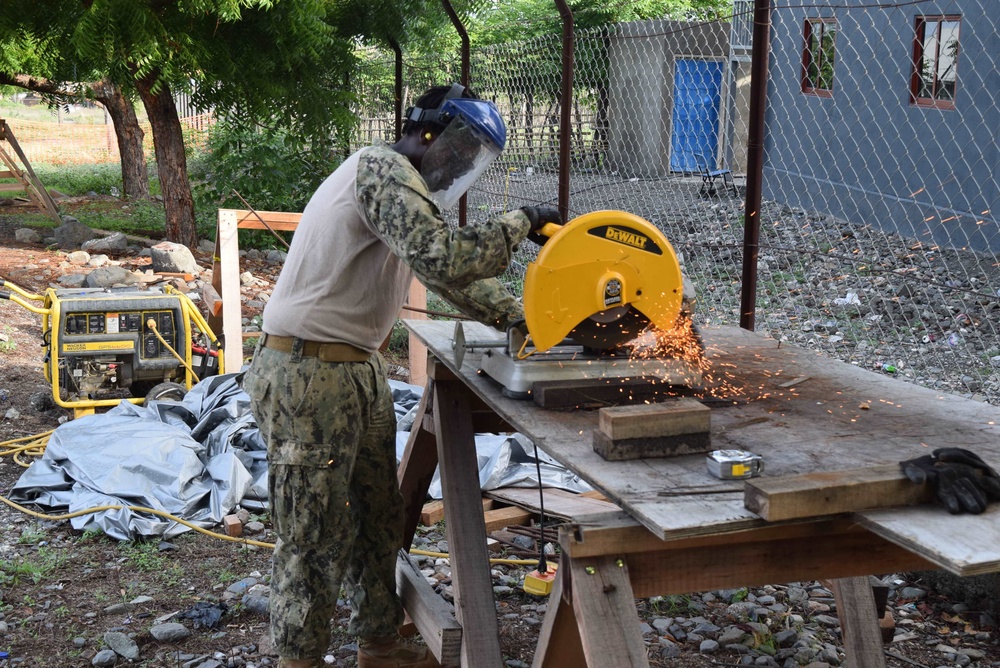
[830, 577, 886, 668]
[398, 380, 437, 547]
[570, 555, 649, 667]
[534, 554, 649, 668]
[531, 567, 586, 668]
[433, 377, 504, 668]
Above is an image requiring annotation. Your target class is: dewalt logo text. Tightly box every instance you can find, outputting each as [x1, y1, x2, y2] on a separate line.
[605, 227, 648, 249]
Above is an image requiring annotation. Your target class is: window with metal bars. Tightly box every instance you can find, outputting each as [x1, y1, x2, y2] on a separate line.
[911, 15, 961, 109]
[801, 18, 837, 97]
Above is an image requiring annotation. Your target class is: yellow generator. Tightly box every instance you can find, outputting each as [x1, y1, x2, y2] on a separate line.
[1, 278, 225, 417]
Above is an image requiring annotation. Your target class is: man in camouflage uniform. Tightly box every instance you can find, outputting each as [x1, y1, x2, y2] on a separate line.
[242, 84, 560, 668]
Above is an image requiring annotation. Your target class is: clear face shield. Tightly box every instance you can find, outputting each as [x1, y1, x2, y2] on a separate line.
[420, 101, 505, 211]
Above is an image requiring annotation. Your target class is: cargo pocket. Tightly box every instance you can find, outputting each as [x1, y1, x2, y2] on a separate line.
[268, 439, 351, 547]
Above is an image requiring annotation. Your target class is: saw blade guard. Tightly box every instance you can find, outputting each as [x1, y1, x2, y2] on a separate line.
[523, 210, 684, 352]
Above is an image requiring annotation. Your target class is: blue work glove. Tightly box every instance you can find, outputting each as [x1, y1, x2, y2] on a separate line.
[900, 448, 1000, 514]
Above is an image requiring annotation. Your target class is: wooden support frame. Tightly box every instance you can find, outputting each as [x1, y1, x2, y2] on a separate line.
[211, 209, 302, 370]
[0, 119, 61, 223]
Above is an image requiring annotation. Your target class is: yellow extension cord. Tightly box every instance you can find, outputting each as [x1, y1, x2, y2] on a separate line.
[0, 432, 540, 565]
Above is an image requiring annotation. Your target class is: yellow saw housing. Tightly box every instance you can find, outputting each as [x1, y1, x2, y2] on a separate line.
[523, 210, 684, 352]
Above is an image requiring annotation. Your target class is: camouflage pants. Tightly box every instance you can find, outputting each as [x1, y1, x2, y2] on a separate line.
[242, 341, 404, 660]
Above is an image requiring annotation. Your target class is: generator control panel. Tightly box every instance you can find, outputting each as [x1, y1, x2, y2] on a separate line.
[53, 288, 189, 371]
[62, 309, 178, 359]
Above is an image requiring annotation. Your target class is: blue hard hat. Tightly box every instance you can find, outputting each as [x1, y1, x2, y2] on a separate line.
[437, 98, 507, 151]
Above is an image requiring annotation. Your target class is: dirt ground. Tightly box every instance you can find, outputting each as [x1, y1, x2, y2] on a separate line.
[0, 200, 998, 667]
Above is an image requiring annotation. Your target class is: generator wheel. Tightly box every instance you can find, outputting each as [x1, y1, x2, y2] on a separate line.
[144, 382, 188, 406]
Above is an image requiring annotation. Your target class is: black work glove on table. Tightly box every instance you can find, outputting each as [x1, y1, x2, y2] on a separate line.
[900, 447, 1000, 514]
[519, 206, 563, 246]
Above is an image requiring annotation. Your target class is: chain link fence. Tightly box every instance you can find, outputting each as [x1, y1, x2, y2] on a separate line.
[356, 0, 999, 405]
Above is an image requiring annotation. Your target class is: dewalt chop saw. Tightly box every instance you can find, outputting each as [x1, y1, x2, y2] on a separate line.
[462, 210, 704, 398]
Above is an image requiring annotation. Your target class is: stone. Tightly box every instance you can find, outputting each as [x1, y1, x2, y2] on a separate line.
[226, 578, 257, 596]
[774, 629, 799, 647]
[84, 266, 139, 288]
[103, 630, 139, 660]
[82, 232, 128, 253]
[699, 639, 720, 654]
[244, 521, 265, 534]
[150, 622, 191, 642]
[57, 273, 88, 287]
[91, 649, 118, 667]
[14, 228, 42, 244]
[151, 241, 200, 274]
[86, 254, 111, 267]
[54, 216, 98, 249]
[241, 595, 270, 616]
[67, 250, 91, 265]
[658, 638, 682, 658]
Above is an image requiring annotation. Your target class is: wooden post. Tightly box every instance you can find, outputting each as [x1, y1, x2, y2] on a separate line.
[213, 209, 244, 371]
[407, 279, 428, 386]
[432, 375, 504, 667]
[830, 577, 887, 668]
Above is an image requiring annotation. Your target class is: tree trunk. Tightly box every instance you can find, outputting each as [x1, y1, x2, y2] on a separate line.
[0, 73, 149, 200]
[92, 80, 149, 200]
[134, 73, 198, 248]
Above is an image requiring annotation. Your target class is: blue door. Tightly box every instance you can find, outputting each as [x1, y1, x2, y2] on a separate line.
[670, 59, 723, 173]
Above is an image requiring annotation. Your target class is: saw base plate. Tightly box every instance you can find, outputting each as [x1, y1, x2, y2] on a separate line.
[479, 346, 703, 399]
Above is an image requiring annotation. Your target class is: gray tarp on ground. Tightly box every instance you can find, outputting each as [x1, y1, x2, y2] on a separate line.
[11, 373, 590, 540]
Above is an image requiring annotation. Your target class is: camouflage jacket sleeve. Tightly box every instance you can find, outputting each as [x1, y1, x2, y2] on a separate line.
[430, 278, 525, 332]
[356, 144, 531, 289]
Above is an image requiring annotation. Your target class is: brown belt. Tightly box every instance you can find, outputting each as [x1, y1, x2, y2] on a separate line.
[260, 333, 371, 363]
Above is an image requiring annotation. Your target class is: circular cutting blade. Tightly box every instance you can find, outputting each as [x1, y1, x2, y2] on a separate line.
[567, 305, 652, 350]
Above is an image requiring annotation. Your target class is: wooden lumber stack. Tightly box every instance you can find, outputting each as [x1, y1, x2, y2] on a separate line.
[592, 397, 711, 461]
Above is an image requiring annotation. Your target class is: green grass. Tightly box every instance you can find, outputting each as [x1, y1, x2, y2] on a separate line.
[0, 326, 16, 353]
[0, 546, 67, 586]
[117, 540, 184, 586]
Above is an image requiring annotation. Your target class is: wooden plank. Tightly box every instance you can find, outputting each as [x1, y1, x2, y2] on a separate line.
[420, 498, 494, 526]
[592, 430, 712, 461]
[396, 551, 462, 667]
[744, 464, 932, 522]
[624, 530, 935, 599]
[407, 279, 428, 386]
[532, 376, 680, 409]
[432, 379, 504, 668]
[0, 120, 60, 222]
[201, 281, 223, 318]
[570, 556, 649, 668]
[0, 183, 24, 192]
[486, 488, 620, 520]
[830, 577, 887, 668]
[213, 209, 244, 370]
[397, 384, 437, 548]
[232, 209, 303, 231]
[598, 398, 710, 440]
[856, 505, 1000, 576]
[483, 506, 534, 533]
